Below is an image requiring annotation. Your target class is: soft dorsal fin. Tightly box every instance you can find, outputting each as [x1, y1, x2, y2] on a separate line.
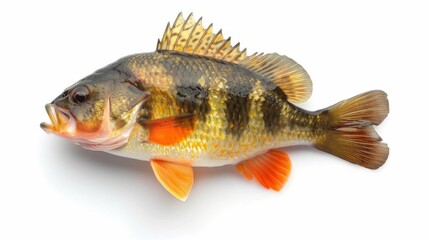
[156, 12, 247, 63]
[157, 13, 312, 103]
[240, 53, 312, 103]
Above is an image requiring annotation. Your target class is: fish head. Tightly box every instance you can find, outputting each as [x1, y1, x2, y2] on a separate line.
[41, 61, 149, 150]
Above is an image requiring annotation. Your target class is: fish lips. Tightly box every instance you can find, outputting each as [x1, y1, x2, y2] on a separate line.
[41, 96, 146, 150]
[40, 104, 76, 136]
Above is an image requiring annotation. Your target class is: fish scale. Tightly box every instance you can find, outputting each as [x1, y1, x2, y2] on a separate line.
[118, 51, 320, 166]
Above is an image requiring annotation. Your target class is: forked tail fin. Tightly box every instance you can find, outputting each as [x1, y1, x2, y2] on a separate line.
[316, 90, 389, 169]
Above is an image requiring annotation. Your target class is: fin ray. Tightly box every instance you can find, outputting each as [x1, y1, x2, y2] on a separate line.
[158, 13, 312, 103]
[316, 90, 390, 169]
[328, 90, 389, 127]
[157, 13, 247, 63]
[316, 126, 389, 169]
[138, 113, 197, 146]
[240, 53, 312, 103]
[151, 159, 194, 201]
[236, 150, 291, 191]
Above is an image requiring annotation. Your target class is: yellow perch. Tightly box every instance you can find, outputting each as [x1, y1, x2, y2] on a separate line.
[41, 13, 389, 200]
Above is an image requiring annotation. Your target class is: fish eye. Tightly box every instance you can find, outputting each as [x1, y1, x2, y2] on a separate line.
[70, 86, 90, 104]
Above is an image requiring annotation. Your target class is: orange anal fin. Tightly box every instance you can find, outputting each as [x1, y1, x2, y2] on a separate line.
[139, 113, 197, 146]
[236, 150, 291, 191]
[150, 159, 194, 201]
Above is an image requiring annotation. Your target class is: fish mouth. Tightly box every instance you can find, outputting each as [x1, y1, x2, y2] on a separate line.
[40, 104, 76, 136]
[40, 98, 144, 150]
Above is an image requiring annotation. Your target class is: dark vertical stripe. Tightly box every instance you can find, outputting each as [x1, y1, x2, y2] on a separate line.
[225, 93, 251, 138]
[176, 84, 210, 121]
[198, 86, 210, 122]
[162, 53, 211, 122]
[224, 70, 255, 138]
[262, 87, 286, 134]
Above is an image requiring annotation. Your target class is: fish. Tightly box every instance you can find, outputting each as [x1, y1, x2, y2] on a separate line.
[41, 13, 389, 201]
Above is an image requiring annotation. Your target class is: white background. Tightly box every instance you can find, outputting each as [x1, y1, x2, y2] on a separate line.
[1, 1, 428, 239]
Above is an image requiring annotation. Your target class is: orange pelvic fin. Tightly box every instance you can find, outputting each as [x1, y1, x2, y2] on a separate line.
[236, 150, 291, 191]
[150, 159, 194, 201]
[139, 113, 196, 146]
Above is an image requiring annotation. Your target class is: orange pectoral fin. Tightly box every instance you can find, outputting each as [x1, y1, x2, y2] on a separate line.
[139, 114, 197, 146]
[150, 159, 194, 201]
[236, 150, 292, 191]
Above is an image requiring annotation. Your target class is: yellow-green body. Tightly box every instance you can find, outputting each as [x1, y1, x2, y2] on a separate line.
[109, 51, 325, 166]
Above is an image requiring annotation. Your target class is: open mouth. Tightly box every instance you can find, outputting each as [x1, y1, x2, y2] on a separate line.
[40, 104, 76, 135]
[40, 97, 146, 150]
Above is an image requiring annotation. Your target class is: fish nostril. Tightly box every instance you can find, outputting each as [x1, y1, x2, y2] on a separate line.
[61, 90, 69, 98]
[51, 90, 70, 104]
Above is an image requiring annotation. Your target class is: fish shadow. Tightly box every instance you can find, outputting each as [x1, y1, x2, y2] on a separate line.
[40, 138, 259, 234]
[41, 139, 320, 204]
[40, 137, 324, 235]
[41, 139, 242, 197]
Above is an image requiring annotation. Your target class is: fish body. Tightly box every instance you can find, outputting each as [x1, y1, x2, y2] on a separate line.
[41, 13, 389, 200]
[108, 51, 318, 167]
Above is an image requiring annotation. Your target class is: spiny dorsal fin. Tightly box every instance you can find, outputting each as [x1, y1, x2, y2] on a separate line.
[156, 12, 247, 63]
[240, 53, 313, 103]
[157, 13, 312, 103]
